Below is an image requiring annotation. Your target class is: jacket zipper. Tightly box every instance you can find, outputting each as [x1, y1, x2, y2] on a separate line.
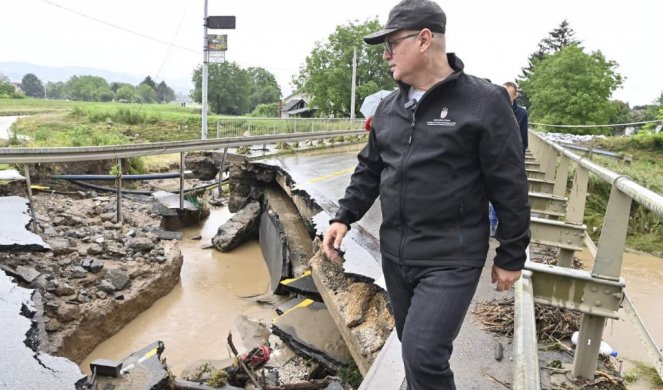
[398, 102, 417, 263]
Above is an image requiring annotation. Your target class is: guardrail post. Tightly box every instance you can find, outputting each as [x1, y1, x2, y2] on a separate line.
[593, 183, 631, 280]
[22, 164, 38, 232]
[179, 152, 185, 210]
[557, 164, 589, 267]
[553, 155, 570, 197]
[541, 141, 557, 181]
[115, 158, 122, 223]
[572, 182, 631, 379]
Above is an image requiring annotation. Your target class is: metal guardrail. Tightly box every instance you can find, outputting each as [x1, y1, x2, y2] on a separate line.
[0, 129, 367, 164]
[512, 130, 663, 387]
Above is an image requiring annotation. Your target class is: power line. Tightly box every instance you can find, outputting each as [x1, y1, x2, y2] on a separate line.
[531, 119, 663, 128]
[38, 0, 198, 54]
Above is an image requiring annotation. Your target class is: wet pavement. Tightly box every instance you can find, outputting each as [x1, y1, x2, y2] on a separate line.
[0, 196, 49, 252]
[0, 269, 84, 388]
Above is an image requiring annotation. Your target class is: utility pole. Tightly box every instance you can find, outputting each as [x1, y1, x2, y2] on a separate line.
[350, 47, 357, 120]
[201, 0, 209, 140]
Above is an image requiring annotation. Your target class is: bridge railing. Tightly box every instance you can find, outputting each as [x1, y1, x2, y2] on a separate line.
[513, 130, 663, 388]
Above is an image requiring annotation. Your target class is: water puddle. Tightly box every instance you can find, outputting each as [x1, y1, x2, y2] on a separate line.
[80, 207, 274, 376]
[576, 248, 663, 367]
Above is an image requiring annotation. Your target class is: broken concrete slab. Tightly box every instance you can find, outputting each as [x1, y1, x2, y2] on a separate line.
[0, 196, 50, 252]
[259, 208, 290, 292]
[152, 190, 210, 230]
[152, 190, 198, 211]
[0, 169, 25, 181]
[212, 201, 261, 252]
[279, 271, 322, 302]
[0, 270, 85, 389]
[0, 264, 40, 284]
[312, 211, 382, 285]
[263, 186, 313, 277]
[275, 297, 307, 315]
[272, 299, 349, 370]
[309, 249, 394, 375]
[83, 341, 169, 390]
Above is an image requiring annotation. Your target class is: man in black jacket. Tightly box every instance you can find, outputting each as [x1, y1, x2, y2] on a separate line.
[322, 0, 530, 388]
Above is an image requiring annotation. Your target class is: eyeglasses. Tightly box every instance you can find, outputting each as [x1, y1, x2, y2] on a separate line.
[383, 33, 419, 55]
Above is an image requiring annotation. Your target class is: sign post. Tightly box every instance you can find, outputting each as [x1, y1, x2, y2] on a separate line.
[202, 3, 235, 140]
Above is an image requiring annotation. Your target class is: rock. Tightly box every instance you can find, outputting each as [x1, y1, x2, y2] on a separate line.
[82, 258, 104, 273]
[127, 237, 155, 253]
[55, 282, 76, 297]
[126, 229, 136, 237]
[71, 266, 88, 279]
[185, 153, 219, 180]
[96, 291, 108, 300]
[44, 227, 58, 236]
[104, 268, 130, 291]
[49, 238, 76, 256]
[98, 280, 116, 294]
[94, 236, 105, 244]
[106, 242, 127, 257]
[154, 256, 167, 264]
[211, 201, 261, 252]
[156, 230, 182, 241]
[87, 244, 103, 256]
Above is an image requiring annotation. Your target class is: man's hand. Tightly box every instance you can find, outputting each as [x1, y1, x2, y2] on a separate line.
[323, 222, 348, 262]
[491, 264, 522, 292]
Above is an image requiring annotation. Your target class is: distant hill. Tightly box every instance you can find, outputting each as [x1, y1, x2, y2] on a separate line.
[0, 62, 192, 95]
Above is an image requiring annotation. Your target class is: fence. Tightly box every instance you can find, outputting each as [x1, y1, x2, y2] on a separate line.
[212, 117, 366, 138]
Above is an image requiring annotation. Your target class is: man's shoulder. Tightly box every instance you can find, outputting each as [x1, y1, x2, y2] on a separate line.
[459, 74, 509, 101]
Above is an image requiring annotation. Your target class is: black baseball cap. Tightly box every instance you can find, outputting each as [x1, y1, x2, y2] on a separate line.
[363, 0, 446, 45]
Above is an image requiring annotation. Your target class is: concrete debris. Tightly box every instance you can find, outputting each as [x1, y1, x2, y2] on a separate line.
[272, 299, 349, 370]
[77, 341, 169, 390]
[185, 152, 220, 181]
[279, 271, 322, 302]
[212, 200, 261, 252]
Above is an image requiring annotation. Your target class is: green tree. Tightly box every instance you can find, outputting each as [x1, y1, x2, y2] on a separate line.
[191, 62, 251, 115]
[65, 75, 114, 101]
[293, 19, 395, 117]
[45, 81, 66, 99]
[0, 73, 9, 83]
[520, 44, 623, 135]
[247, 67, 281, 111]
[21, 73, 45, 98]
[140, 76, 157, 91]
[156, 81, 175, 103]
[136, 83, 157, 103]
[110, 82, 133, 93]
[519, 20, 579, 107]
[249, 102, 280, 117]
[115, 85, 136, 102]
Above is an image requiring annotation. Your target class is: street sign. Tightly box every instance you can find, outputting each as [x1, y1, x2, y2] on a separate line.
[207, 16, 236, 29]
[208, 34, 227, 51]
[208, 51, 226, 63]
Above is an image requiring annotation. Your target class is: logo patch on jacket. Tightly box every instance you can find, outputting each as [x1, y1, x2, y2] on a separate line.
[427, 107, 456, 127]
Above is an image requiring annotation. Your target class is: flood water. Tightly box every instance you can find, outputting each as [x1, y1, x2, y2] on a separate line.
[576, 248, 663, 369]
[80, 207, 274, 376]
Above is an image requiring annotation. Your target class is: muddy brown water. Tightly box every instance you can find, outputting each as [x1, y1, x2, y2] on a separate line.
[576, 248, 663, 375]
[80, 207, 274, 376]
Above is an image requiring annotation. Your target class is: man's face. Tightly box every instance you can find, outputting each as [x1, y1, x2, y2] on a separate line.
[505, 85, 517, 103]
[383, 30, 420, 83]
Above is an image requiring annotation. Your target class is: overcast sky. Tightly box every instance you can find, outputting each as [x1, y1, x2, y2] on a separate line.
[1, 0, 662, 106]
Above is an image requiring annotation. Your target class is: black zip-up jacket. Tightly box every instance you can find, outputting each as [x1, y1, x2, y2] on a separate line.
[332, 54, 531, 271]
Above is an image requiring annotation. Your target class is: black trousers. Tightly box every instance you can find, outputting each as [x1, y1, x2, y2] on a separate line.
[382, 259, 483, 390]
